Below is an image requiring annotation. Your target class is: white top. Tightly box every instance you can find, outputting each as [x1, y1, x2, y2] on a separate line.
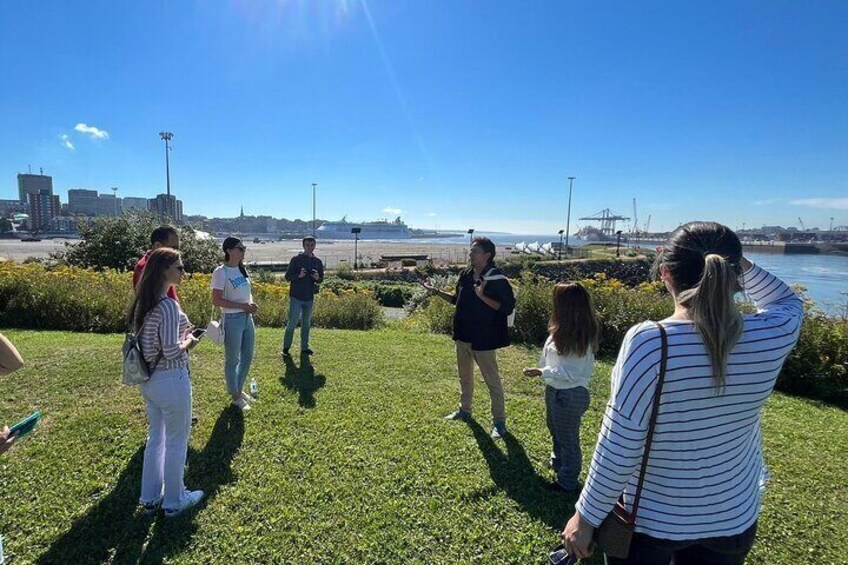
[537, 336, 595, 390]
[138, 297, 189, 370]
[211, 264, 253, 314]
[575, 263, 803, 541]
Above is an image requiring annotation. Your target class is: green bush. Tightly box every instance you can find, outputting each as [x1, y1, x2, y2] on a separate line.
[0, 262, 384, 332]
[58, 211, 221, 273]
[313, 292, 384, 330]
[401, 258, 417, 267]
[781, 309, 848, 401]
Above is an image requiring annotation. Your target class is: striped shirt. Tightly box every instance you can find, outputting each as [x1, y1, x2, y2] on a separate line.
[575, 264, 803, 540]
[138, 296, 190, 371]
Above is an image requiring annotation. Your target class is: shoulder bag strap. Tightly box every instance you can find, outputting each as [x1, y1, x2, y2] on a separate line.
[629, 321, 668, 522]
[134, 298, 167, 371]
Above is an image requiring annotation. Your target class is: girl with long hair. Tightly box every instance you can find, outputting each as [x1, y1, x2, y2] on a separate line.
[524, 282, 599, 493]
[211, 237, 258, 411]
[128, 248, 204, 518]
[562, 221, 803, 564]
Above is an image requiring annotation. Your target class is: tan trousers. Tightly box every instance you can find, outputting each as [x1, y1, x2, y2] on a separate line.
[455, 340, 506, 422]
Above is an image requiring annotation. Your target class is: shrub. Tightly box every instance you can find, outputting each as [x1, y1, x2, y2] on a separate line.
[313, 292, 383, 330]
[335, 262, 355, 280]
[401, 258, 417, 267]
[780, 308, 848, 401]
[59, 211, 221, 273]
[0, 262, 376, 332]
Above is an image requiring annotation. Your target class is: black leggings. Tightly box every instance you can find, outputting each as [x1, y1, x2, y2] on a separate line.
[604, 521, 757, 565]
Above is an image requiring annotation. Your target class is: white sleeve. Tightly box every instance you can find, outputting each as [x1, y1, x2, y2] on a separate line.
[211, 267, 225, 291]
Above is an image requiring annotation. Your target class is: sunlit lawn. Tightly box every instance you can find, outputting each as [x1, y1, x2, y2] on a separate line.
[0, 328, 844, 564]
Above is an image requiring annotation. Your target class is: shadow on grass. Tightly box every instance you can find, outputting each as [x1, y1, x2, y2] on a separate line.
[281, 353, 326, 408]
[37, 407, 244, 565]
[465, 419, 575, 533]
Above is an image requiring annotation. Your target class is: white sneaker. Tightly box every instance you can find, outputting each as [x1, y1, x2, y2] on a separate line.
[232, 397, 251, 411]
[241, 391, 257, 404]
[164, 490, 205, 518]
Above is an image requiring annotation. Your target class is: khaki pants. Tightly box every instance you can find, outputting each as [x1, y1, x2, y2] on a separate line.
[455, 340, 506, 422]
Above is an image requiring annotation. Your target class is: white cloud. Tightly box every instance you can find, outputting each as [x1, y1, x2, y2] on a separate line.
[754, 198, 782, 206]
[383, 207, 402, 215]
[59, 134, 74, 151]
[428, 212, 437, 217]
[789, 198, 848, 210]
[74, 123, 109, 139]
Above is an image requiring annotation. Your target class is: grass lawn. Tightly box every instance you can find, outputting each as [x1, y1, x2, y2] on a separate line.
[0, 327, 845, 564]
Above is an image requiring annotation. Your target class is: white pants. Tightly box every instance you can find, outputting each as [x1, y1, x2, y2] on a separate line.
[139, 366, 192, 509]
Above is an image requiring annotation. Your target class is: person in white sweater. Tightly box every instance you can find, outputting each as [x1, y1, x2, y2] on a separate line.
[562, 221, 803, 564]
[524, 282, 599, 493]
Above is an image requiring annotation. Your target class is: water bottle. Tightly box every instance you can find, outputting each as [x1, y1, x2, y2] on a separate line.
[249, 378, 258, 397]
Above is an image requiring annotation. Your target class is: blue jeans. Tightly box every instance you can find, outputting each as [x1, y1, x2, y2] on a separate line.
[224, 312, 255, 396]
[284, 297, 314, 351]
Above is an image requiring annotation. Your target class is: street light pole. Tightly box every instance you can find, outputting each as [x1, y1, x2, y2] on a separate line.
[159, 132, 173, 220]
[312, 182, 317, 237]
[467, 228, 475, 247]
[352, 227, 362, 269]
[558, 229, 564, 260]
[565, 176, 575, 256]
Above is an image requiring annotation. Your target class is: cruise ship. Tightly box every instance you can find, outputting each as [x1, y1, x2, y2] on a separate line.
[316, 216, 412, 240]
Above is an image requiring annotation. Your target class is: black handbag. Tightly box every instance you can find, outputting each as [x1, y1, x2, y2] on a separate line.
[595, 322, 668, 559]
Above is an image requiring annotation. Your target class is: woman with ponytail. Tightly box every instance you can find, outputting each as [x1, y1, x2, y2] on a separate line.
[561, 222, 804, 564]
[211, 237, 259, 411]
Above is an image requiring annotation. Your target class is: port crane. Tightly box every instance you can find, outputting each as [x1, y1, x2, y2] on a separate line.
[578, 209, 630, 237]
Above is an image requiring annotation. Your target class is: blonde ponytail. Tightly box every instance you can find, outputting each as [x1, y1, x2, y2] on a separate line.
[677, 254, 743, 390]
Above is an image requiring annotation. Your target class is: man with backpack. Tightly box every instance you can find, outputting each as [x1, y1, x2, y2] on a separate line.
[421, 237, 515, 439]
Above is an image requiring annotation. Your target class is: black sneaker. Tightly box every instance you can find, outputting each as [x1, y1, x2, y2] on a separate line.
[191, 415, 199, 427]
[302, 349, 314, 355]
[543, 480, 580, 495]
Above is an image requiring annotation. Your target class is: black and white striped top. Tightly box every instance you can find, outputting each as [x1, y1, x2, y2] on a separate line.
[138, 296, 190, 371]
[576, 264, 803, 540]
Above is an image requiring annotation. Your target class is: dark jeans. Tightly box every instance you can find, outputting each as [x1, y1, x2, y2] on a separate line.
[605, 521, 757, 565]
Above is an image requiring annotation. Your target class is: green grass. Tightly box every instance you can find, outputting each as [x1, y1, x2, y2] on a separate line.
[0, 328, 845, 564]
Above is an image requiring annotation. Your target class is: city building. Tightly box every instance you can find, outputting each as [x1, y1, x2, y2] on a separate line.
[49, 216, 79, 234]
[17, 172, 53, 203]
[0, 199, 27, 216]
[96, 194, 122, 217]
[67, 189, 99, 216]
[149, 193, 183, 223]
[27, 189, 61, 230]
[122, 196, 149, 212]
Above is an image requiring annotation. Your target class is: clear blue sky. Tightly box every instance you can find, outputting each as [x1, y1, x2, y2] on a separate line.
[1, 1, 846, 233]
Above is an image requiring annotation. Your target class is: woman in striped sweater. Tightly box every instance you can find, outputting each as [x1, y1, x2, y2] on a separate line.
[128, 248, 205, 518]
[562, 221, 803, 564]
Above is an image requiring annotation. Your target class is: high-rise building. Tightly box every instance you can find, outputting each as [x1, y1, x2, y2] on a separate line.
[122, 197, 149, 212]
[67, 189, 99, 216]
[96, 194, 122, 217]
[149, 194, 184, 223]
[27, 189, 61, 230]
[18, 173, 53, 203]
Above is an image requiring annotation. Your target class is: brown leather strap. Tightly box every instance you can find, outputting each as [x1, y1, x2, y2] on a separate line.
[629, 321, 668, 522]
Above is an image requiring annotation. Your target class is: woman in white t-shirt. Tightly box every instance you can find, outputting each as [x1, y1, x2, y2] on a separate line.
[523, 282, 599, 493]
[211, 237, 259, 411]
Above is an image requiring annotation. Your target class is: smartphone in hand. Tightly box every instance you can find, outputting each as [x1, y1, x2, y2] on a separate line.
[9, 410, 42, 439]
[191, 328, 207, 340]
